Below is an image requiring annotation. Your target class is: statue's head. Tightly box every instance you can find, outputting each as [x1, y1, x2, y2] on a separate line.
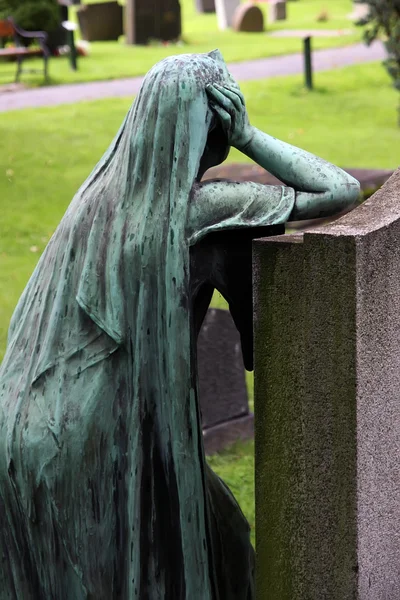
[142, 49, 237, 97]
[134, 50, 239, 179]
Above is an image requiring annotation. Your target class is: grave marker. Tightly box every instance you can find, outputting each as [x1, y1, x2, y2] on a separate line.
[195, 0, 215, 13]
[268, 0, 286, 23]
[215, 0, 240, 30]
[125, 0, 181, 44]
[232, 3, 264, 32]
[198, 308, 253, 454]
[254, 169, 400, 599]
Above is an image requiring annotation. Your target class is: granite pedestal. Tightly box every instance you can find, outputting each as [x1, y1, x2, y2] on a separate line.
[254, 169, 400, 599]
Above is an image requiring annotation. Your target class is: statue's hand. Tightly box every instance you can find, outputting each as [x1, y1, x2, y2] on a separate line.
[206, 84, 253, 150]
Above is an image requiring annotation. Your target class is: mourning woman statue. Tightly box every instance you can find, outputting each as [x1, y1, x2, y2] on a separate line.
[0, 51, 359, 599]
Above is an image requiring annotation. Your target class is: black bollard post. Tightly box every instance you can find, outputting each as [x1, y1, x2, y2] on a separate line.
[68, 28, 77, 71]
[304, 36, 313, 90]
[62, 20, 78, 71]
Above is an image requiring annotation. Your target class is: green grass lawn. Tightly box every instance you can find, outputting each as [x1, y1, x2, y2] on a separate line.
[0, 0, 361, 86]
[0, 61, 399, 535]
[208, 439, 255, 543]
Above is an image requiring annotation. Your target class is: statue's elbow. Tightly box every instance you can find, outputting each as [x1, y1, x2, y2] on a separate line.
[344, 178, 361, 206]
[334, 178, 361, 212]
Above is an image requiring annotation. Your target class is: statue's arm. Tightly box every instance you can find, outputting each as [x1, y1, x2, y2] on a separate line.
[188, 180, 294, 244]
[239, 128, 360, 220]
[206, 84, 361, 220]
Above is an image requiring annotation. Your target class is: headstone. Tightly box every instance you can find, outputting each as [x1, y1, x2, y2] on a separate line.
[268, 0, 286, 23]
[198, 308, 253, 454]
[232, 3, 264, 32]
[77, 1, 123, 42]
[215, 0, 240, 30]
[125, 0, 181, 44]
[195, 0, 215, 13]
[253, 169, 400, 598]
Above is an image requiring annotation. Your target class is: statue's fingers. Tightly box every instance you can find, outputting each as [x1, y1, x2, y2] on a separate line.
[210, 103, 232, 131]
[228, 86, 245, 106]
[206, 85, 235, 114]
[215, 84, 244, 110]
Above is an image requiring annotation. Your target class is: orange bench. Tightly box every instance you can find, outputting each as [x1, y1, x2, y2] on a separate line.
[0, 18, 50, 82]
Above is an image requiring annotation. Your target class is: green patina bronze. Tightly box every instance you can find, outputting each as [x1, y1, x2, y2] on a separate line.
[0, 51, 359, 599]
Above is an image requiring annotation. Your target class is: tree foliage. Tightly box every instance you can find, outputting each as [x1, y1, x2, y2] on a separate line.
[0, 0, 60, 33]
[356, 0, 400, 122]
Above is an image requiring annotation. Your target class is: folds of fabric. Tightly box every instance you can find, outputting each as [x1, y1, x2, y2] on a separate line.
[0, 51, 294, 599]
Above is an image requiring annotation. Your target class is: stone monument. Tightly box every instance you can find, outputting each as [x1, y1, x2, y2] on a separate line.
[268, 0, 286, 23]
[215, 0, 240, 30]
[198, 308, 253, 454]
[232, 3, 264, 32]
[195, 0, 215, 13]
[254, 169, 400, 599]
[0, 50, 358, 598]
[77, 1, 123, 42]
[125, 0, 181, 44]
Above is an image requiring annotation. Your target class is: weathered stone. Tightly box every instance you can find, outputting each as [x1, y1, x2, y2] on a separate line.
[197, 308, 253, 454]
[77, 1, 123, 42]
[215, 0, 240, 29]
[195, 0, 215, 14]
[232, 3, 264, 32]
[268, 0, 286, 23]
[202, 413, 254, 455]
[125, 0, 181, 44]
[254, 168, 400, 599]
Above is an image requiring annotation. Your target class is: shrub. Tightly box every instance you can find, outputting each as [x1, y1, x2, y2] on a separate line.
[316, 9, 330, 23]
[0, 0, 60, 34]
[356, 0, 400, 124]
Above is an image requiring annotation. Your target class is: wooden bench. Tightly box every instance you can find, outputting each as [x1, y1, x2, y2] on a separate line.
[0, 18, 51, 82]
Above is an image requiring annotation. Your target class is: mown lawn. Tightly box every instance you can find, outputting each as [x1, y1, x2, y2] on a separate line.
[0, 0, 361, 86]
[1, 61, 399, 535]
[208, 439, 255, 543]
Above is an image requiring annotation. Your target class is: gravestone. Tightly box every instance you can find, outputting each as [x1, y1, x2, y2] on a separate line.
[125, 0, 181, 44]
[195, 0, 215, 13]
[198, 308, 253, 454]
[215, 0, 240, 30]
[232, 3, 264, 32]
[253, 169, 400, 598]
[77, 1, 123, 41]
[268, 0, 286, 23]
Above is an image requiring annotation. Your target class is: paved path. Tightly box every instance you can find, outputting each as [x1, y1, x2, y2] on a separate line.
[0, 41, 385, 112]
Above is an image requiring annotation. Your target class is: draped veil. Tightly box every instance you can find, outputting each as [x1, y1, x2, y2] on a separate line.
[0, 51, 256, 599]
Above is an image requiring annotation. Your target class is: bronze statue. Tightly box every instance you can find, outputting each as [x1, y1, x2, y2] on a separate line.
[0, 50, 359, 599]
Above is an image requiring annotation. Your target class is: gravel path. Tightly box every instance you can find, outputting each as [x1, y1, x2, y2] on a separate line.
[0, 40, 385, 112]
